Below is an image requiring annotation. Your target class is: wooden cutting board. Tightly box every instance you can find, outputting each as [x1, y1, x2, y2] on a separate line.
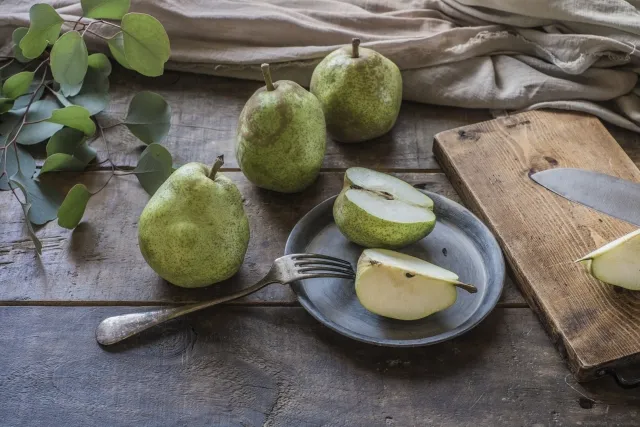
[434, 110, 640, 382]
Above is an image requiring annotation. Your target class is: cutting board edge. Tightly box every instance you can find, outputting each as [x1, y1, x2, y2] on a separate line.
[433, 117, 640, 382]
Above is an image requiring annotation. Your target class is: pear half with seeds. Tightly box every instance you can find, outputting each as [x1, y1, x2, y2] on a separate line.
[333, 167, 436, 248]
[577, 229, 640, 290]
[356, 249, 477, 321]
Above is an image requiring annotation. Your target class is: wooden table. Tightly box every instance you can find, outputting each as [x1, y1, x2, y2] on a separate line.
[2, 68, 640, 426]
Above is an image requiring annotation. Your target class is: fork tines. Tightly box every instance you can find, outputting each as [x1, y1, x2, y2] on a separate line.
[291, 254, 355, 280]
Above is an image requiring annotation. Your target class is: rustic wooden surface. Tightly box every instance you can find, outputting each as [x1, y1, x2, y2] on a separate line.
[1, 306, 640, 427]
[434, 110, 640, 382]
[2, 68, 640, 425]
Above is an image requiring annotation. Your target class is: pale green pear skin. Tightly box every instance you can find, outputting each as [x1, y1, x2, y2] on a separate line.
[236, 80, 326, 193]
[138, 163, 250, 288]
[310, 46, 402, 143]
[333, 190, 435, 249]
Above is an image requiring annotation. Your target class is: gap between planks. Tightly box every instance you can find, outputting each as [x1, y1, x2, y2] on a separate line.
[0, 300, 530, 308]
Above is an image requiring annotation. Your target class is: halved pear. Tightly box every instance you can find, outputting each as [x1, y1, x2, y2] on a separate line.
[355, 249, 477, 321]
[577, 229, 640, 290]
[333, 168, 436, 248]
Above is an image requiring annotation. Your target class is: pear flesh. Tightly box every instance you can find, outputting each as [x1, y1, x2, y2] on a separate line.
[333, 167, 436, 248]
[138, 159, 250, 288]
[578, 229, 640, 290]
[356, 249, 474, 321]
[236, 63, 326, 193]
[310, 38, 403, 143]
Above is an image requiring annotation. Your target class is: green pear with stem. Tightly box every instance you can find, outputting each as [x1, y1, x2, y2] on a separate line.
[236, 63, 326, 193]
[577, 229, 640, 290]
[356, 249, 477, 320]
[333, 167, 436, 248]
[138, 156, 250, 288]
[310, 38, 403, 143]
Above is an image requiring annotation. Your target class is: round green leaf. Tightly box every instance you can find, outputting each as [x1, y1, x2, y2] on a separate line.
[134, 143, 173, 195]
[41, 153, 87, 173]
[58, 183, 91, 229]
[121, 13, 170, 77]
[68, 67, 110, 115]
[19, 4, 64, 59]
[0, 99, 63, 145]
[51, 31, 88, 87]
[9, 169, 63, 225]
[61, 81, 84, 97]
[0, 136, 36, 190]
[47, 106, 96, 135]
[47, 127, 97, 164]
[7, 175, 42, 253]
[124, 91, 171, 144]
[81, 0, 130, 19]
[12, 27, 30, 63]
[2, 71, 35, 99]
[88, 53, 112, 77]
[107, 32, 133, 70]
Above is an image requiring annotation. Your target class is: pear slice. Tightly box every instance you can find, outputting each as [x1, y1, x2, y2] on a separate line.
[355, 249, 477, 321]
[577, 229, 640, 290]
[333, 167, 436, 248]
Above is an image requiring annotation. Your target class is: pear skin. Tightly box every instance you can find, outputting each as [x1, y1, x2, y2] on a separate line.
[311, 38, 403, 143]
[236, 64, 326, 193]
[138, 157, 250, 288]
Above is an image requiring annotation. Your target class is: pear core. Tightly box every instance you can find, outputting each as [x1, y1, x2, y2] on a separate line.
[355, 249, 462, 320]
[333, 167, 436, 248]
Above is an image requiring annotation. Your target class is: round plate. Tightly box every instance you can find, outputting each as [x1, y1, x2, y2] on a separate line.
[284, 191, 505, 347]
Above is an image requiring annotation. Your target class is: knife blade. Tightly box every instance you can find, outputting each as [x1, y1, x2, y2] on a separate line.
[530, 168, 640, 227]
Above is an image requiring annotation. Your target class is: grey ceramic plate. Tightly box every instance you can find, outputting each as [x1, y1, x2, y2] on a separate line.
[284, 191, 505, 347]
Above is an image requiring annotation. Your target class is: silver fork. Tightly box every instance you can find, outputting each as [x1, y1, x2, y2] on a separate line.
[95, 254, 354, 345]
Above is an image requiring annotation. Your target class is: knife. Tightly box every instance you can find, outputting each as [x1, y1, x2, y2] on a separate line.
[530, 168, 640, 227]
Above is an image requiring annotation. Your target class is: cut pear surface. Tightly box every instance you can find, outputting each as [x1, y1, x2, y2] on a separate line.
[578, 229, 640, 290]
[334, 168, 436, 248]
[355, 249, 476, 321]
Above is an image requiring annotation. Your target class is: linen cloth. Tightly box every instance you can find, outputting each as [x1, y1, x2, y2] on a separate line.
[1, 0, 640, 132]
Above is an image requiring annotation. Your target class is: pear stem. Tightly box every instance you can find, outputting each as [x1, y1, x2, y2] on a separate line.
[352, 38, 360, 58]
[261, 63, 275, 91]
[208, 155, 224, 180]
[455, 283, 478, 294]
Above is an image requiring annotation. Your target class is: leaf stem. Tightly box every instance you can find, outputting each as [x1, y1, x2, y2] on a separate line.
[0, 59, 15, 70]
[71, 16, 84, 31]
[208, 155, 224, 180]
[97, 20, 122, 30]
[84, 29, 109, 40]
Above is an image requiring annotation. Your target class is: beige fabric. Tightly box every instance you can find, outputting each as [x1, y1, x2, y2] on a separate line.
[2, 0, 640, 132]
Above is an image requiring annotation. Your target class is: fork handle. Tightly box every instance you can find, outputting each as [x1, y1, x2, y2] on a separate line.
[95, 278, 275, 346]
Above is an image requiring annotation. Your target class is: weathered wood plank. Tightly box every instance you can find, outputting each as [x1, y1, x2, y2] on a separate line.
[0, 306, 637, 426]
[88, 69, 493, 170]
[1, 171, 525, 304]
[435, 110, 640, 381]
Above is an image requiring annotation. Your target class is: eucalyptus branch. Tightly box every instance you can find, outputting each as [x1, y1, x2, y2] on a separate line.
[1, 59, 49, 177]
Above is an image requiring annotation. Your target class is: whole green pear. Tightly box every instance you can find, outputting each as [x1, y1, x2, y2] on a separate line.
[310, 38, 403, 143]
[138, 156, 250, 288]
[236, 63, 326, 193]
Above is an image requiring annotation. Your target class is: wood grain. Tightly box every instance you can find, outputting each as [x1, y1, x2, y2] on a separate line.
[1, 171, 530, 304]
[1, 306, 639, 427]
[83, 68, 493, 170]
[434, 110, 640, 381]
